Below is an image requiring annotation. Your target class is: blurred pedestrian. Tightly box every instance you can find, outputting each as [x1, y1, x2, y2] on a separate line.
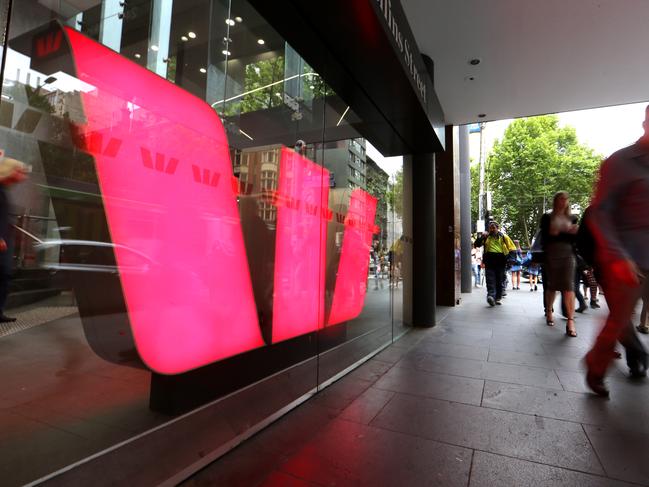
[471, 244, 482, 288]
[522, 250, 540, 291]
[0, 157, 28, 322]
[583, 267, 600, 308]
[574, 255, 589, 313]
[540, 191, 578, 336]
[509, 240, 523, 290]
[637, 281, 649, 334]
[474, 221, 516, 307]
[584, 105, 649, 397]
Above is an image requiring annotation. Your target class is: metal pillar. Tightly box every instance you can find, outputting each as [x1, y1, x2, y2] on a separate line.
[148, 0, 173, 77]
[99, 0, 124, 52]
[459, 125, 472, 292]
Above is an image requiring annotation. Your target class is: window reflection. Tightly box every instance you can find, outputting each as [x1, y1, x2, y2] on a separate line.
[0, 1, 405, 484]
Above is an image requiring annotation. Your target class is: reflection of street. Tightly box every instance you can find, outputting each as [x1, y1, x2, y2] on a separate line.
[343, 281, 403, 341]
[0, 303, 76, 338]
[0, 280, 404, 486]
[0, 302, 161, 487]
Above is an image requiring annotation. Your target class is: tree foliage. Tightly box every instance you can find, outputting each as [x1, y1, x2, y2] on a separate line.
[386, 169, 403, 218]
[486, 115, 601, 247]
[470, 163, 479, 228]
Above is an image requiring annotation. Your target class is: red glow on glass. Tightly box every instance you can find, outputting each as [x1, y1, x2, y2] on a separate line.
[35, 30, 62, 57]
[327, 189, 378, 326]
[271, 148, 329, 342]
[64, 27, 265, 374]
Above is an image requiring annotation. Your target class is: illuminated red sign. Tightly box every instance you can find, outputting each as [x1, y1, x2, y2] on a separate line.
[63, 26, 378, 374]
[328, 189, 378, 325]
[272, 148, 329, 342]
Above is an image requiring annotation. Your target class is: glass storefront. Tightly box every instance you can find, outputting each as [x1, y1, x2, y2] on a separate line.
[0, 1, 408, 484]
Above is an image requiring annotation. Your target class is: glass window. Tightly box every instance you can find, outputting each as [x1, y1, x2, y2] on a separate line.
[0, 1, 406, 484]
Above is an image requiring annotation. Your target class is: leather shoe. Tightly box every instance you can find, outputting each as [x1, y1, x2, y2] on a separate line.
[0, 314, 16, 323]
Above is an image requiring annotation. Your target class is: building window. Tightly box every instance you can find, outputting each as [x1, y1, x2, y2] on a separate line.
[261, 150, 278, 164]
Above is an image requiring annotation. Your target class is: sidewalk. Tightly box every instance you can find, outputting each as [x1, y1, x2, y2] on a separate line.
[183, 286, 649, 487]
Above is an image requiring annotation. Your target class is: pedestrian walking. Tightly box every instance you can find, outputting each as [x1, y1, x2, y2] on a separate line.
[583, 267, 601, 308]
[584, 105, 649, 397]
[574, 255, 589, 313]
[0, 157, 28, 322]
[540, 191, 578, 336]
[509, 240, 523, 290]
[637, 279, 649, 334]
[471, 245, 482, 288]
[522, 251, 540, 291]
[474, 221, 516, 307]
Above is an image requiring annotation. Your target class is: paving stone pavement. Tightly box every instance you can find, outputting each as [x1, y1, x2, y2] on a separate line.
[0, 306, 77, 338]
[183, 287, 649, 487]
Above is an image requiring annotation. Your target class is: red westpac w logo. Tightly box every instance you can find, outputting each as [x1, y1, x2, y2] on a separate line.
[35, 31, 62, 57]
[64, 26, 378, 375]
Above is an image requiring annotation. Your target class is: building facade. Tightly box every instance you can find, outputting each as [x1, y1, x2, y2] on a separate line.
[0, 0, 445, 484]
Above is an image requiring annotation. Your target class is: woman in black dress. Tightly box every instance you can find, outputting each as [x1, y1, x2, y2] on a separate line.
[541, 191, 579, 336]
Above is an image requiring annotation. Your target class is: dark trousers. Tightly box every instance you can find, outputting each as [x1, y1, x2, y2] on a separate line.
[484, 253, 506, 301]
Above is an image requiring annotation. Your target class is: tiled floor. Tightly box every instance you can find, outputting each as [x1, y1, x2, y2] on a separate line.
[183, 287, 649, 487]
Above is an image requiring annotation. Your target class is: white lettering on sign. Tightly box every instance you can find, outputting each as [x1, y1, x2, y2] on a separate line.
[376, 0, 427, 103]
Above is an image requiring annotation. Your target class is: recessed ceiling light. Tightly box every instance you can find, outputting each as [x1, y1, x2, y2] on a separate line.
[225, 18, 235, 26]
[134, 53, 141, 59]
[257, 39, 265, 45]
[150, 45, 159, 51]
[181, 35, 188, 42]
[478, 113, 486, 118]
[464, 75, 476, 82]
[234, 16, 243, 23]
[469, 58, 481, 66]
[188, 32, 197, 39]
[200, 68, 207, 74]
[222, 50, 231, 56]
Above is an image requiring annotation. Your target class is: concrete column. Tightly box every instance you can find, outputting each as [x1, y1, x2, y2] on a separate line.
[99, 0, 124, 52]
[147, 0, 173, 77]
[459, 124, 473, 293]
[404, 152, 436, 326]
[435, 125, 461, 306]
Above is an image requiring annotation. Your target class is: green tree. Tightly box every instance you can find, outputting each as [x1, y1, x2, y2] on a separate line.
[240, 56, 285, 112]
[366, 166, 389, 250]
[486, 115, 601, 247]
[386, 169, 403, 218]
[470, 162, 479, 229]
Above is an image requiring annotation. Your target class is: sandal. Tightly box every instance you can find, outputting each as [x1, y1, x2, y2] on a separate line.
[546, 318, 554, 327]
[566, 318, 577, 337]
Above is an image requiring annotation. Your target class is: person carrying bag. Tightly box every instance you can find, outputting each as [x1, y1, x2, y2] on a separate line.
[474, 221, 516, 307]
